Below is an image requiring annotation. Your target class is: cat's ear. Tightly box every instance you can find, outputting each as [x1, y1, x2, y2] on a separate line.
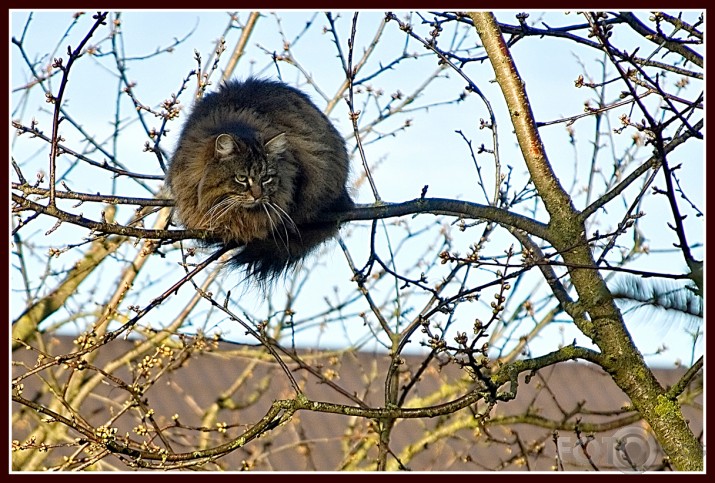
[215, 134, 237, 159]
[265, 133, 287, 158]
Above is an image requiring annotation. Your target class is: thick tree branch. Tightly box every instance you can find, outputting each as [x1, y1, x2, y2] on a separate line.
[13, 193, 552, 243]
[335, 198, 550, 240]
[469, 13, 577, 224]
[12, 194, 204, 241]
[470, 11, 703, 471]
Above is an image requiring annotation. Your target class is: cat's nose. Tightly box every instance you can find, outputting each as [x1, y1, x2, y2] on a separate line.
[250, 183, 262, 199]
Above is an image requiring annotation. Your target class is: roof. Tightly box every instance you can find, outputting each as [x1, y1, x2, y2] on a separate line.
[12, 335, 702, 472]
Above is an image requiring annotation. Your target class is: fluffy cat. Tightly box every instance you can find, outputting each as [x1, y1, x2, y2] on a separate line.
[166, 77, 353, 281]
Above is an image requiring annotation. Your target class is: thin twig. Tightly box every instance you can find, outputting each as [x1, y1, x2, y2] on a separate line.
[47, 12, 109, 207]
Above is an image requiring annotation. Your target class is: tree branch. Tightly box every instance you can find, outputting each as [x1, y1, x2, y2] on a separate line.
[579, 119, 702, 221]
[12, 233, 126, 350]
[616, 12, 703, 68]
[469, 12, 576, 223]
[13, 193, 552, 243]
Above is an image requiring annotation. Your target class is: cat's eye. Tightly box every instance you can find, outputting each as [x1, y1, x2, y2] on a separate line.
[235, 175, 248, 185]
[262, 177, 274, 186]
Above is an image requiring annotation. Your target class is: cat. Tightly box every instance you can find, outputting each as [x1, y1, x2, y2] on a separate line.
[166, 77, 353, 281]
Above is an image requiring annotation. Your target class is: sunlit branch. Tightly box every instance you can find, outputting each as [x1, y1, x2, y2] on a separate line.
[580, 119, 702, 221]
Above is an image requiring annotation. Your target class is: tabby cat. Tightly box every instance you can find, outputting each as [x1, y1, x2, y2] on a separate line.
[166, 77, 353, 281]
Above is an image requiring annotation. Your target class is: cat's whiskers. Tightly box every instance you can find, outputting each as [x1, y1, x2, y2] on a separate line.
[261, 203, 290, 252]
[268, 202, 301, 244]
[263, 202, 292, 250]
[201, 195, 240, 229]
[200, 199, 229, 228]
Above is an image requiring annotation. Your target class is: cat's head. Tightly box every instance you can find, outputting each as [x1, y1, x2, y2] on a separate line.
[197, 132, 287, 210]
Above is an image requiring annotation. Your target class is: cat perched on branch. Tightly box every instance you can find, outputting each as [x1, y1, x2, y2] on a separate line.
[167, 77, 353, 281]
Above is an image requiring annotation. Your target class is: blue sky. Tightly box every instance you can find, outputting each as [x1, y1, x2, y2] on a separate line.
[10, 10, 704, 367]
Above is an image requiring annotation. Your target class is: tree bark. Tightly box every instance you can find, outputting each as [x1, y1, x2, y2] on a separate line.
[469, 11, 703, 471]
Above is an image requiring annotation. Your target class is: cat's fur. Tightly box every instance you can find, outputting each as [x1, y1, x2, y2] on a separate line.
[166, 77, 353, 281]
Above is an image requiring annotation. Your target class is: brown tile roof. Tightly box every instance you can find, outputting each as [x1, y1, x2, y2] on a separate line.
[12, 336, 702, 471]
